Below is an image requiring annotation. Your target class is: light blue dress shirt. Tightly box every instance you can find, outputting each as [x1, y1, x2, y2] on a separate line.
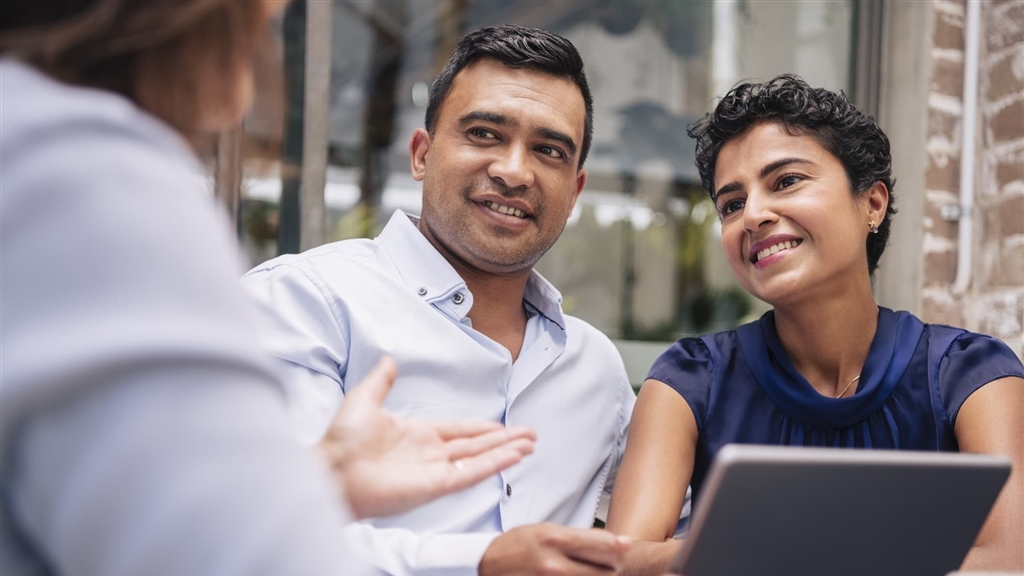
[243, 210, 636, 576]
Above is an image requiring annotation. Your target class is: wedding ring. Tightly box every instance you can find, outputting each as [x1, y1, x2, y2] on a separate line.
[453, 460, 464, 470]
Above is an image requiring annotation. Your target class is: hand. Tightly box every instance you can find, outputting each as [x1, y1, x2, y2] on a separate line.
[318, 356, 536, 519]
[618, 539, 685, 575]
[479, 523, 632, 576]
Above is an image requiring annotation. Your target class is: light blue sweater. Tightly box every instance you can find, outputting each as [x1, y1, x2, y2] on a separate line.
[0, 58, 372, 576]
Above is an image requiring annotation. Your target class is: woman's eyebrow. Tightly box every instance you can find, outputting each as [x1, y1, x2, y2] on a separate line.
[759, 157, 815, 178]
[714, 158, 816, 198]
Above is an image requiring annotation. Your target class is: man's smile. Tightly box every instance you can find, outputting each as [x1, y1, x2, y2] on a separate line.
[482, 200, 528, 219]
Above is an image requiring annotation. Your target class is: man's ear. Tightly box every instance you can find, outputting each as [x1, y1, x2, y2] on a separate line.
[569, 168, 587, 212]
[409, 128, 431, 182]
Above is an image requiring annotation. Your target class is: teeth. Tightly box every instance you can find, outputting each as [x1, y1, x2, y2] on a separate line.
[756, 240, 801, 262]
[486, 201, 526, 218]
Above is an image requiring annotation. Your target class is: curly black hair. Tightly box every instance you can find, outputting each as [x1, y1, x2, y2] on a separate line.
[425, 24, 594, 169]
[687, 74, 897, 275]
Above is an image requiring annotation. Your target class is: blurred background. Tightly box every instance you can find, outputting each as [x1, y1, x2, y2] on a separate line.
[213, 0, 1024, 382]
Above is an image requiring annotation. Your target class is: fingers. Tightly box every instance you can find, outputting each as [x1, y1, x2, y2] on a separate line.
[431, 419, 505, 440]
[345, 355, 398, 408]
[433, 424, 536, 499]
[483, 525, 630, 576]
[443, 438, 535, 492]
[444, 426, 536, 461]
[534, 556, 620, 576]
[555, 527, 632, 571]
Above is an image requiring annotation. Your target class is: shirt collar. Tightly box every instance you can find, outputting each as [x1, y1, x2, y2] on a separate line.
[377, 210, 566, 330]
[522, 267, 566, 330]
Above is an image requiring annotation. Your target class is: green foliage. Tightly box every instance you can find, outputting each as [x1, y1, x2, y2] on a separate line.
[682, 285, 753, 334]
[331, 202, 383, 242]
[241, 199, 279, 243]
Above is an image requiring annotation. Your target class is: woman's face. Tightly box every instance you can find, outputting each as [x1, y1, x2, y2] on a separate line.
[199, 0, 289, 131]
[713, 122, 888, 307]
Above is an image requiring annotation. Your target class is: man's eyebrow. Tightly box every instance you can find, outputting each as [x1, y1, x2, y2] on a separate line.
[458, 111, 512, 127]
[458, 111, 578, 159]
[714, 158, 815, 199]
[537, 127, 577, 159]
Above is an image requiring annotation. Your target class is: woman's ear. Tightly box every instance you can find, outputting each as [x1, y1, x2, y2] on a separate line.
[866, 181, 889, 227]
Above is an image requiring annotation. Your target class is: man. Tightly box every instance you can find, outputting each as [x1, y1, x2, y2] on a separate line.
[243, 25, 636, 575]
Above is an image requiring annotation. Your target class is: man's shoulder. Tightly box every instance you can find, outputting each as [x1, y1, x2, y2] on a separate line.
[563, 314, 612, 342]
[561, 315, 627, 370]
[244, 237, 385, 279]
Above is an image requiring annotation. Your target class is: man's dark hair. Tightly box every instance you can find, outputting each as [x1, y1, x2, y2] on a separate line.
[687, 74, 897, 275]
[425, 24, 594, 169]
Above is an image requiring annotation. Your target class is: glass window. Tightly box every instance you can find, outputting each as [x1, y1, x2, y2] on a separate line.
[237, 0, 855, 357]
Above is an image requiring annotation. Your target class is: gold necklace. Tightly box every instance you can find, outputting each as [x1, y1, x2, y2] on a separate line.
[835, 375, 860, 398]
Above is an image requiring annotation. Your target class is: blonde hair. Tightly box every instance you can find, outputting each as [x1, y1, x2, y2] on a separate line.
[1, 0, 273, 140]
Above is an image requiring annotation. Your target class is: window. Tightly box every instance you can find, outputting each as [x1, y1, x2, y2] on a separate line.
[231, 0, 857, 372]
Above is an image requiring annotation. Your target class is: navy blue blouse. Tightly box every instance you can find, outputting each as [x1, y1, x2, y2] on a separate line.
[647, 307, 1024, 503]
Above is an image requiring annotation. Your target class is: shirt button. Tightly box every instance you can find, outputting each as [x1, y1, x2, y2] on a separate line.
[417, 287, 427, 296]
[506, 484, 512, 497]
[453, 292, 465, 305]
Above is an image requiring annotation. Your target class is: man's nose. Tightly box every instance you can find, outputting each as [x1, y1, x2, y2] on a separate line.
[488, 146, 535, 191]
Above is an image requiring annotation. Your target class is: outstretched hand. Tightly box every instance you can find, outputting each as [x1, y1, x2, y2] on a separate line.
[318, 356, 536, 519]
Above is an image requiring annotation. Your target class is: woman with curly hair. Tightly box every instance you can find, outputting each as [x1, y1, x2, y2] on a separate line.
[605, 74, 1023, 574]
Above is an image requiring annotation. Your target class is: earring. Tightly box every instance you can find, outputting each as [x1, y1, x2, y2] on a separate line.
[869, 221, 879, 234]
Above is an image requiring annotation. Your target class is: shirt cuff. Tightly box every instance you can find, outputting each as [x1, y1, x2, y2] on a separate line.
[341, 523, 500, 576]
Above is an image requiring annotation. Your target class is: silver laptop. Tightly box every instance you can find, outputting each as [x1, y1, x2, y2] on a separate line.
[669, 444, 1010, 576]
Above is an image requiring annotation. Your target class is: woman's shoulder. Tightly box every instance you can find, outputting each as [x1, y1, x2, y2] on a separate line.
[646, 336, 711, 387]
[887, 309, 1021, 397]
[1, 58, 195, 170]
[900, 311, 1021, 364]
[1, 59, 213, 250]
[932, 326, 1023, 372]
[879, 309, 1021, 371]
[646, 320, 758, 386]
[645, 322, 762, 432]
[888, 312, 1024, 426]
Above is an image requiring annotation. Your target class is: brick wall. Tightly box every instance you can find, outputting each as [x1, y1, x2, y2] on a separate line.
[920, 0, 1024, 359]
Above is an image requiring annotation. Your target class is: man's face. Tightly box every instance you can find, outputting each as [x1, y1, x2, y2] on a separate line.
[409, 58, 587, 277]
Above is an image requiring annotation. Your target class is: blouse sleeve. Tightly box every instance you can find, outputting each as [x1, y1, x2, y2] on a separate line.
[645, 337, 716, 430]
[939, 331, 1024, 425]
